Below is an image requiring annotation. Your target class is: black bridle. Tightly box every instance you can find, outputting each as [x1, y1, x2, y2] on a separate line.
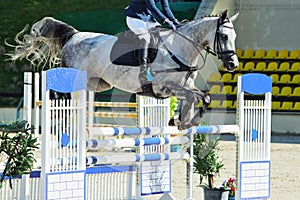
[205, 17, 237, 63]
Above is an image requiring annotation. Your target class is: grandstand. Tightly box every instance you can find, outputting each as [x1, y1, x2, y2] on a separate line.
[208, 49, 300, 111]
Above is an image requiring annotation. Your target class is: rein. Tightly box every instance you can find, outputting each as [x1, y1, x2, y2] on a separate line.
[152, 28, 207, 75]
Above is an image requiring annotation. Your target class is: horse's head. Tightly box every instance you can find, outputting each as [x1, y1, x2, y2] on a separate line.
[212, 10, 239, 71]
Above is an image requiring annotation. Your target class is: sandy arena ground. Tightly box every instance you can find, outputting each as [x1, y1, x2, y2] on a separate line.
[144, 138, 300, 200]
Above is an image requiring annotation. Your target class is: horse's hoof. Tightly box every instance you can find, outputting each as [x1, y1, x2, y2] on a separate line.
[178, 123, 191, 130]
[168, 115, 180, 126]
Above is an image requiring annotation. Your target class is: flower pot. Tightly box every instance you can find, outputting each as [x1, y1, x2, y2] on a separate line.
[228, 196, 235, 200]
[203, 188, 229, 200]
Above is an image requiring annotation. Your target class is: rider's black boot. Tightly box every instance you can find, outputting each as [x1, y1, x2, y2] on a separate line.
[138, 39, 152, 93]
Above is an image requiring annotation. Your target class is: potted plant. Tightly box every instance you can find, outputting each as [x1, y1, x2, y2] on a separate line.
[193, 133, 229, 200]
[0, 120, 38, 188]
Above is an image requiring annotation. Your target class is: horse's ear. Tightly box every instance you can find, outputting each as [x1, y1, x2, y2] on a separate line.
[221, 10, 228, 22]
[230, 12, 239, 22]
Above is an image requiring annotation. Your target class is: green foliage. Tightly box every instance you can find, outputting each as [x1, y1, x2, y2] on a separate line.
[170, 96, 178, 117]
[0, 120, 39, 189]
[193, 134, 224, 188]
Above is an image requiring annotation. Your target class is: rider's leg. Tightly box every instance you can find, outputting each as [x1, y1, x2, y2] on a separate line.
[137, 38, 150, 89]
[126, 17, 159, 91]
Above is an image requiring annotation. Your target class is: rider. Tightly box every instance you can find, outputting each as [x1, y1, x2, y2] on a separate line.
[125, 0, 180, 92]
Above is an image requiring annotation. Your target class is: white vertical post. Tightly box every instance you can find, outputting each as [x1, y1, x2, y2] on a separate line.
[78, 89, 87, 170]
[21, 72, 32, 200]
[23, 72, 32, 127]
[265, 92, 272, 160]
[40, 71, 51, 199]
[34, 73, 40, 138]
[186, 103, 194, 200]
[88, 91, 94, 132]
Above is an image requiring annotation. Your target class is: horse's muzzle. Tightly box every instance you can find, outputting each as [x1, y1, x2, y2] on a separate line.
[227, 61, 238, 71]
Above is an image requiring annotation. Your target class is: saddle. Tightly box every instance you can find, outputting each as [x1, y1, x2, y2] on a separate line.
[110, 30, 159, 66]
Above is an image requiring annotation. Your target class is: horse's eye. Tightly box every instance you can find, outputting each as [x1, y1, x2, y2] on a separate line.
[221, 34, 228, 40]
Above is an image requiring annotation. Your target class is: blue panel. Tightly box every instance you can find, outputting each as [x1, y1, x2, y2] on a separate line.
[241, 73, 272, 95]
[252, 129, 258, 141]
[46, 68, 87, 92]
[60, 133, 70, 147]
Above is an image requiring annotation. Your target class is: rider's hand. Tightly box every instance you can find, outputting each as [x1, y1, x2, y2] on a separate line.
[172, 19, 181, 26]
[164, 19, 176, 30]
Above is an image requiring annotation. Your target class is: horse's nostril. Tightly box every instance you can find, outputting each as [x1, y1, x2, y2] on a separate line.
[229, 62, 237, 70]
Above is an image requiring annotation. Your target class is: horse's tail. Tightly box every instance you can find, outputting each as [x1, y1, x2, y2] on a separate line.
[5, 21, 64, 70]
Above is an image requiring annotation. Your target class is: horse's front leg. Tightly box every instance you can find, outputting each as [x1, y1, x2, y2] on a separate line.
[190, 90, 211, 126]
[160, 82, 196, 130]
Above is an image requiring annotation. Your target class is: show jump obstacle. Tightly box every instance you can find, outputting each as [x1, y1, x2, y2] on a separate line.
[0, 68, 271, 200]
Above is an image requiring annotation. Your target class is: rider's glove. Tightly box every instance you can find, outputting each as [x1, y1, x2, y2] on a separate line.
[164, 19, 176, 30]
[172, 19, 181, 26]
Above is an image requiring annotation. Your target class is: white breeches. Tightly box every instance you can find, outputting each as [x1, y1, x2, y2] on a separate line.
[126, 16, 160, 43]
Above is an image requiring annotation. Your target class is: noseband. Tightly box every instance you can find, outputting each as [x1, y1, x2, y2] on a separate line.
[206, 17, 236, 62]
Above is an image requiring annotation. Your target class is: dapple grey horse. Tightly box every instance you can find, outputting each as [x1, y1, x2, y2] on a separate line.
[7, 10, 239, 130]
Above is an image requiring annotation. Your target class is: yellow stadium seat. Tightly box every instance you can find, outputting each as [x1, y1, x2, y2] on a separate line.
[270, 74, 279, 83]
[279, 102, 293, 111]
[242, 49, 254, 58]
[209, 85, 222, 94]
[231, 87, 237, 94]
[232, 73, 242, 83]
[291, 74, 300, 84]
[278, 86, 292, 96]
[236, 48, 242, 58]
[243, 62, 255, 71]
[292, 102, 300, 111]
[221, 73, 233, 82]
[276, 49, 289, 59]
[272, 86, 280, 96]
[221, 85, 233, 94]
[231, 101, 237, 109]
[236, 62, 243, 71]
[290, 62, 300, 72]
[208, 73, 221, 82]
[253, 49, 265, 59]
[291, 87, 300, 96]
[288, 50, 300, 59]
[265, 49, 277, 59]
[253, 62, 266, 71]
[265, 62, 278, 71]
[278, 74, 291, 84]
[272, 101, 281, 110]
[278, 62, 290, 72]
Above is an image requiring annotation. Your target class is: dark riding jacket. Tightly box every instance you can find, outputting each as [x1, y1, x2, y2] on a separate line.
[125, 0, 176, 23]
